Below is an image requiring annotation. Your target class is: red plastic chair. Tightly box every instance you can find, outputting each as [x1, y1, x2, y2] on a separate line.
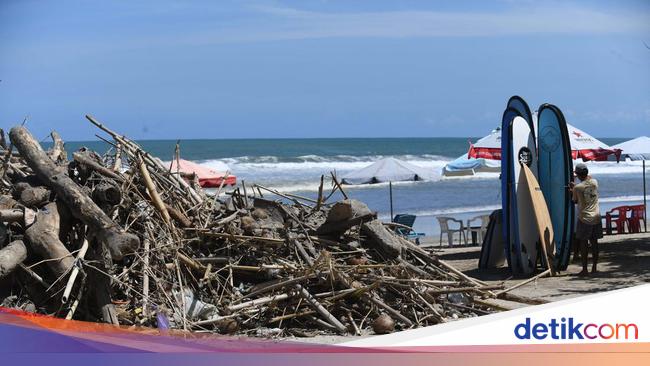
[605, 206, 630, 235]
[628, 204, 646, 233]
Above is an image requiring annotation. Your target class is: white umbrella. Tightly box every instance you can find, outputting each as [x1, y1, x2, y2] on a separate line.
[341, 157, 435, 219]
[341, 157, 435, 184]
[613, 136, 650, 232]
[467, 127, 501, 160]
[612, 136, 650, 160]
[567, 124, 621, 161]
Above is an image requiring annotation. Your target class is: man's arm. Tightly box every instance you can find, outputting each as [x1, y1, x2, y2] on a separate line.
[571, 183, 580, 204]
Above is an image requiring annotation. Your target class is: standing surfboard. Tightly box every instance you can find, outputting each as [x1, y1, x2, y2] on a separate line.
[511, 116, 539, 274]
[507, 96, 535, 132]
[537, 104, 574, 270]
[501, 107, 522, 272]
[520, 163, 556, 274]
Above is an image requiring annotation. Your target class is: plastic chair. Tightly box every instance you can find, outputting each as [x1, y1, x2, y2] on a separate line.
[436, 216, 467, 247]
[387, 214, 426, 244]
[605, 206, 630, 235]
[467, 214, 490, 245]
[628, 204, 646, 233]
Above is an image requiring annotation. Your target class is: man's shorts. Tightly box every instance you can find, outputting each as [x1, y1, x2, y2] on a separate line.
[576, 219, 604, 241]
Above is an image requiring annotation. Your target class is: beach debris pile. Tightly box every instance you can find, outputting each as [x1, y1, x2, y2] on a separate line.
[0, 117, 518, 337]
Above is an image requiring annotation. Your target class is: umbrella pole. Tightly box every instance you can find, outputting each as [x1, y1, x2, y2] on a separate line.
[643, 159, 648, 233]
[389, 181, 394, 222]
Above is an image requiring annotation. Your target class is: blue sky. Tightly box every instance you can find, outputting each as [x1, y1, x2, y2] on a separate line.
[1, 0, 649, 140]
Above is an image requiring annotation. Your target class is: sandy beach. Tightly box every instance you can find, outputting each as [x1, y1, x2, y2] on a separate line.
[430, 232, 650, 304]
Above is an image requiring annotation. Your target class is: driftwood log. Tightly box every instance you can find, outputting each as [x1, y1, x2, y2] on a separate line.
[0, 239, 27, 278]
[9, 126, 140, 260]
[24, 202, 74, 279]
[14, 182, 50, 207]
[361, 219, 404, 259]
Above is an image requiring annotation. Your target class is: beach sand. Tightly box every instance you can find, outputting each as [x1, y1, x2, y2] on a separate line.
[292, 232, 650, 344]
[429, 231, 650, 305]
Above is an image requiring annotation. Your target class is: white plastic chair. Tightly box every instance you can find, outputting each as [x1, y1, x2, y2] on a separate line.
[467, 214, 490, 245]
[436, 216, 467, 247]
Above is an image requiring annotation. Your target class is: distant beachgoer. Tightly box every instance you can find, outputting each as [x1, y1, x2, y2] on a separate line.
[569, 163, 603, 276]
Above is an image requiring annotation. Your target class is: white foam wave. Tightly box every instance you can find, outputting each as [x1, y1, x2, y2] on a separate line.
[579, 161, 645, 175]
[375, 195, 645, 221]
[199, 156, 450, 176]
[599, 195, 645, 203]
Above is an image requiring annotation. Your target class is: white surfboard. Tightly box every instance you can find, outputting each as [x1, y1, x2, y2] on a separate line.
[511, 116, 539, 274]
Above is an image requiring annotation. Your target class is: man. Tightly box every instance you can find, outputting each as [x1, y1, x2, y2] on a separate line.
[570, 163, 603, 276]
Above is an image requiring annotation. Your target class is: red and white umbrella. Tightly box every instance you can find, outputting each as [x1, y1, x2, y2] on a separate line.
[567, 124, 621, 161]
[467, 127, 501, 160]
[467, 124, 620, 162]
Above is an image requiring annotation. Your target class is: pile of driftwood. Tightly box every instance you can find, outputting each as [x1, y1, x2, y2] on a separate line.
[0, 117, 525, 337]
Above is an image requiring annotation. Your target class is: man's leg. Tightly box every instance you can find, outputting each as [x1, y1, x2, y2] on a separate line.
[572, 240, 581, 262]
[591, 238, 599, 273]
[579, 239, 589, 276]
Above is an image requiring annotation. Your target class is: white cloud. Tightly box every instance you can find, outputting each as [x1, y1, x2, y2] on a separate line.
[177, 3, 650, 44]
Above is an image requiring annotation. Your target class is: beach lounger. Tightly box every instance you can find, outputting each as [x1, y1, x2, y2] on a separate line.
[387, 214, 426, 244]
[436, 216, 467, 247]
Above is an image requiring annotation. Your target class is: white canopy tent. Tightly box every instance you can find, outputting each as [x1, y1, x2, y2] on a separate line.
[612, 136, 650, 232]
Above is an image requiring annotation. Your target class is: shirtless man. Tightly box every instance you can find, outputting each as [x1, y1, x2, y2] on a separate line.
[570, 163, 603, 276]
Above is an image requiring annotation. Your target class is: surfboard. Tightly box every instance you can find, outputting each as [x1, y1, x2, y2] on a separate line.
[520, 163, 556, 274]
[537, 104, 574, 270]
[479, 209, 506, 269]
[501, 107, 522, 272]
[507, 96, 535, 131]
[511, 115, 538, 274]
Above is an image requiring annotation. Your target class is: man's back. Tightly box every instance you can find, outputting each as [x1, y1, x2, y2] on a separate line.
[574, 177, 599, 224]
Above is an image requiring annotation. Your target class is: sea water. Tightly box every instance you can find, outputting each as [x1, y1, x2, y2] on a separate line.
[59, 138, 645, 238]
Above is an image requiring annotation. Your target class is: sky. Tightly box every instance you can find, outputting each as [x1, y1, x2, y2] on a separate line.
[1, 0, 649, 140]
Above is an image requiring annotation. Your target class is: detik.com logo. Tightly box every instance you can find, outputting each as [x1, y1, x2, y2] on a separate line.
[514, 318, 638, 340]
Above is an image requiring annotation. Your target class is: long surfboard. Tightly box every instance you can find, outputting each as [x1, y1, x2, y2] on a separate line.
[511, 116, 538, 274]
[507, 96, 535, 132]
[521, 163, 556, 274]
[537, 104, 574, 270]
[501, 107, 522, 272]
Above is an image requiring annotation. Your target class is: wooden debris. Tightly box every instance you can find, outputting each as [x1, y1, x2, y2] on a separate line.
[0, 119, 530, 337]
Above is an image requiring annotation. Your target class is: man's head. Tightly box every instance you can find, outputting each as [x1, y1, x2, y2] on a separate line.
[575, 163, 589, 181]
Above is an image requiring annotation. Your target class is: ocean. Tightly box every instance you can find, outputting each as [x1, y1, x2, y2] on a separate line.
[58, 137, 645, 238]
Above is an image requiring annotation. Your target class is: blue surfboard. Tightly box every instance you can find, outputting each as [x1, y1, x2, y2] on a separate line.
[507, 96, 535, 131]
[537, 104, 575, 270]
[501, 107, 521, 272]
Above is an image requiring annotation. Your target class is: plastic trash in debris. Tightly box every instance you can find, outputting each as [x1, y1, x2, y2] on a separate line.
[175, 288, 220, 321]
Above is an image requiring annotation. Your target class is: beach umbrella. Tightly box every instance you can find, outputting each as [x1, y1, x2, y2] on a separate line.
[467, 123, 620, 162]
[567, 124, 621, 161]
[612, 136, 650, 232]
[341, 157, 435, 219]
[467, 127, 501, 160]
